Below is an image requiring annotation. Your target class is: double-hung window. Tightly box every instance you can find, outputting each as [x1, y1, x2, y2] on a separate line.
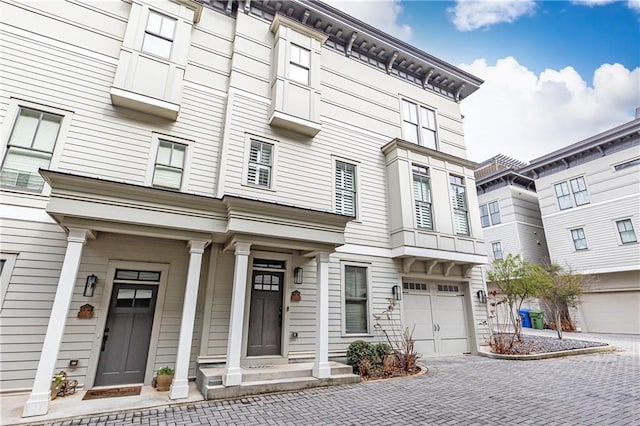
[344, 265, 368, 334]
[412, 165, 433, 229]
[571, 228, 588, 251]
[450, 175, 470, 235]
[616, 219, 637, 244]
[335, 160, 356, 217]
[401, 99, 437, 149]
[0, 107, 62, 192]
[491, 242, 503, 260]
[289, 44, 310, 85]
[142, 10, 176, 59]
[555, 176, 589, 210]
[153, 140, 185, 189]
[247, 140, 273, 188]
[479, 201, 501, 228]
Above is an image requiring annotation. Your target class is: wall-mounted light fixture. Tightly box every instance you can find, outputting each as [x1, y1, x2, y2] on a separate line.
[293, 267, 303, 285]
[476, 289, 487, 304]
[392, 284, 402, 301]
[83, 274, 98, 297]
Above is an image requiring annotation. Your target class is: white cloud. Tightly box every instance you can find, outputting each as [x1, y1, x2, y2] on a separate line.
[325, 0, 412, 40]
[448, 0, 536, 31]
[572, 0, 640, 12]
[459, 57, 640, 162]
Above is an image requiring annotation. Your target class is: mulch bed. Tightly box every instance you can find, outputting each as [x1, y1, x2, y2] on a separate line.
[493, 333, 608, 355]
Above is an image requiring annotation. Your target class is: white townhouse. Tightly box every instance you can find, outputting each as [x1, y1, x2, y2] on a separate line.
[0, 0, 488, 417]
[521, 118, 640, 335]
[475, 155, 549, 264]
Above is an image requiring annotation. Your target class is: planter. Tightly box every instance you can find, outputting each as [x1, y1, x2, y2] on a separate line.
[51, 382, 63, 400]
[156, 374, 173, 391]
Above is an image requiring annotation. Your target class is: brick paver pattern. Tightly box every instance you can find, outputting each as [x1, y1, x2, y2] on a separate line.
[36, 340, 640, 426]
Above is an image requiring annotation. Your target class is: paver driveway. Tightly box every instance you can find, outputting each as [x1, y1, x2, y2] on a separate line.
[33, 343, 639, 426]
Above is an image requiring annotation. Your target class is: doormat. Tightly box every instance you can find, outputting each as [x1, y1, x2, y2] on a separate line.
[82, 386, 142, 400]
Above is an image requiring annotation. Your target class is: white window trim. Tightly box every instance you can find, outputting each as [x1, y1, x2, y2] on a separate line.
[614, 218, 638, 245]
[332, 155, 360, 220]
[553, 175, 590, 210]
[0, 252, 19, 313]
[241, 134, 278, 191]
[340, 260, 373, 337]
[399, 96, 439, 150]
[411, 164, 434, 230]
[0, 99, 73, 196]
[144, 132, 193, 192]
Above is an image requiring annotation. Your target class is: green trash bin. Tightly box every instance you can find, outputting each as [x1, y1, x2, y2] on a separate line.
[529, 310, 544, 329]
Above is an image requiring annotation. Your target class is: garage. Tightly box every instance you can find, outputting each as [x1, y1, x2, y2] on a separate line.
[579, 291, 640, 334]
[402, 281, 470, 356]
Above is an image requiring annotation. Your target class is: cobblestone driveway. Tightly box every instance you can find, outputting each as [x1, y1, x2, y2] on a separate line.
[36, 344, 639, 426]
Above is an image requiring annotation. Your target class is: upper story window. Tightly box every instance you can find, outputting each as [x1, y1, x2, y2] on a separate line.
[152, 140, 185, 190]
[142, 10, 176, 59]
[401, 99, 437, 150]
[335, 160, 357, 217]
[616, 219, 637, 244]
[479, 201, 501, 228]
[491, 242, 503, 260]
[412, 165, 433, 230]
[571, 228, 588, 251]
[289, 44, 310, 85]
[554, 176, 590, 210]
[450, 175, 469, 236]
[344, 264, 369, 334]
[0, 107, 63, 192]
[247, 140, 273, 188]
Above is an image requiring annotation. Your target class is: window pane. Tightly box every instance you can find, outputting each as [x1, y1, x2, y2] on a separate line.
[421, 128, 436, 149]
[0, 146, 51, 191]
[289, 64, 309, 85]
[32, 114, 61, 152]
[9, 109, 40, 148]
[453, 210, 469, 235]
[420, 107, 436, 130]
[345, 266, 368, 334]
[159, 16, 176, 39]
[116, 289, 135, 307]
[146, 11, 163, 34]
[479, 205, 490, 228]
[153, 165, 182, 189]
[403, 122, 419, 144]
[345, 302, 367, 334]
[142, 34, 171, 58]
[170, 144, 185, 168]
[403, 101, 418, 123]
[156, 142, 172, 165]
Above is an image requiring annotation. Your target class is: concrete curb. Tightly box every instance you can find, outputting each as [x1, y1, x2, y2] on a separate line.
[478, 344, 615, 360]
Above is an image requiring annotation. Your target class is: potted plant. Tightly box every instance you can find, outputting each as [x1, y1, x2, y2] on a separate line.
[51, 372, 65, 400]
[156, 366, 174, 391]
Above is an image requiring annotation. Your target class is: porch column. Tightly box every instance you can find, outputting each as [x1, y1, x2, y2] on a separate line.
[313, 252, 331, 379]
[23, 228, 93, 417]
[170, 240, 207, 400]
[222, 242, 251, 386]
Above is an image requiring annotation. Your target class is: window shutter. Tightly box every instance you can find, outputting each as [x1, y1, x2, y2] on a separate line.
[336, 161, 356, 216]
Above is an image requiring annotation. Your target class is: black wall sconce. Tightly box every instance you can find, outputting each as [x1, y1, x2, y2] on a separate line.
[293, 267, 303, 285]
[476, 289, 487, 304]
[392, 284, 402, 301]
[83, 274, 98, 297]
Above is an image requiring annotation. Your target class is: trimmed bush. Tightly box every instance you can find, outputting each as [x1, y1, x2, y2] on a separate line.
[346, 340, 375, 374]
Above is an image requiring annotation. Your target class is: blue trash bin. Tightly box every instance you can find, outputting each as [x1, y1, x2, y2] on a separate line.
[519, 308, 532, 328]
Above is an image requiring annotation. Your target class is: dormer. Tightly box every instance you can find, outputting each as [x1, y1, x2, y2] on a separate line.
[268, 14, 327, 137]
[110, 0, 202, 120]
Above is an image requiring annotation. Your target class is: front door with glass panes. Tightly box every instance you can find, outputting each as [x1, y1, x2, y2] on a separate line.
[95, 270, 159, 386]
[247, 259, 284, 356]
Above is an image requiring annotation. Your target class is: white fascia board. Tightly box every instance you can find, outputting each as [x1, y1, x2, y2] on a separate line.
[390, 246, 488, 264]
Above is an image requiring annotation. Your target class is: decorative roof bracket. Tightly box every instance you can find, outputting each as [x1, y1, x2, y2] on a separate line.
[243, 0, 251, 13]
[454, 83, 466, 102]
[422, 68, 434, 89]
[346, 32, 357, 56]
[225, 0, 233, 15]
[301, 10, 310, 24]
[443, 262, 455, 277]
[426, 259, 439, 275]
[386, 51, 398, 73]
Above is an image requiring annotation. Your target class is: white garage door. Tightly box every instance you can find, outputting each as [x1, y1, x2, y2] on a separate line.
[403, 282, 470, 356]
[579, 291, 640, 334]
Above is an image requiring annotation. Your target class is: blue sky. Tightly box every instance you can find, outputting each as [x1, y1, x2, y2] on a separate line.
[332, 0, 640, 161]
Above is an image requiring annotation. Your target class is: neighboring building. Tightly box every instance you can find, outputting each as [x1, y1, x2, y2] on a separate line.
[0, 0, 488, 418]
[522, 118, 640, 335]
[475, 155, 549, 264]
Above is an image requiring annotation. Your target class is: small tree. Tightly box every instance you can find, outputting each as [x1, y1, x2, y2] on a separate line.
[540, 262, 584, 339]
[488, 254, 551, 341]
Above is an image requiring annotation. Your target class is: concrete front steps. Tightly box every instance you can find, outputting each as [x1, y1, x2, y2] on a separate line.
[196, 362, 360, 400]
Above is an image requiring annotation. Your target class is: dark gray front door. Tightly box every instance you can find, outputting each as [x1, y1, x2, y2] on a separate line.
[247, 271, 284, 356]
[95, 283, 158, 386]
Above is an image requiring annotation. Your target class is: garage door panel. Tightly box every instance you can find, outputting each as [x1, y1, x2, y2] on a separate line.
[580, 292, 640, 334]
[404, 293, 434, 340]
[435, 295, 468, 339]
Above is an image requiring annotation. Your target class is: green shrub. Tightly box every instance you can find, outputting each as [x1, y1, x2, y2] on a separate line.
[372, 342, 392, 364]
[346, 340, 375, 373]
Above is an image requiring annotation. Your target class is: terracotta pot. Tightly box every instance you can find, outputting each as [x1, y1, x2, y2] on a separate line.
[156, 374, 173, 391]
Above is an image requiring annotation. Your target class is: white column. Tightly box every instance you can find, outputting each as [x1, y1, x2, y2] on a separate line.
[23, 228, 93, 418]
[170, 240, 207, 400]
[313, 252, 331, 379]
[222, 242, 251, 386]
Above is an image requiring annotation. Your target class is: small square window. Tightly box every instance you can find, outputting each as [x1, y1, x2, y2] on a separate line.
[247, 140, 273, 188]
[401, 99, 438, 149]
[616, 219, 637, 244]
[491, 242, 503, 260]
[0, 107, 63, 192]
[142, 10, 176, 59]
[571, 228, 588, 251]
